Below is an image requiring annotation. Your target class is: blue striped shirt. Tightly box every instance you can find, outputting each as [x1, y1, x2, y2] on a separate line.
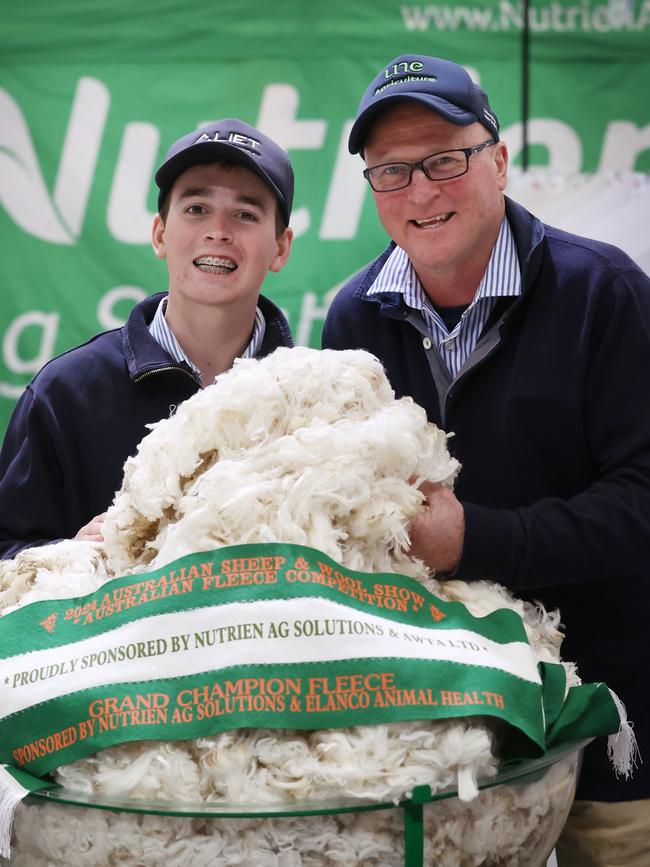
[367, 217, 521, 378]
[148, 297, 266, 385]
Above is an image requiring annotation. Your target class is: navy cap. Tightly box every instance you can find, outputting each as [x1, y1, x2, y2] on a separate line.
[349, 55, 499, 155]
[155, 118, 294, 226]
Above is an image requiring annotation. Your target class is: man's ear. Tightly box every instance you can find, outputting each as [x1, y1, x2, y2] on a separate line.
[269, 226, 294, 274]
[151, 214, 167, 260]
[495, 141, 508, 192]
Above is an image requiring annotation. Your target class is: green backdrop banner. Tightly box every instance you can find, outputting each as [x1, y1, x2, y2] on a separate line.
[2, 0, 649, 436]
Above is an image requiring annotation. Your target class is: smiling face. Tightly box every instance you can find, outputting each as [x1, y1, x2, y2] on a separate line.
[151, 161, 292, 317]
[363, 102, 508, 301]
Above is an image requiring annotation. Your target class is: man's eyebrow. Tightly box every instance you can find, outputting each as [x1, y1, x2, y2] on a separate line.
[235, 194, 268, 212]
[178, 187, 268, 212]
[178, 186, 212, 200]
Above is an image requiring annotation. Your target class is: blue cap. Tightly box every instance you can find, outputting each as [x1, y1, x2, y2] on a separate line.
[155, 118, 294, 225]
[348, 55, 499, 155]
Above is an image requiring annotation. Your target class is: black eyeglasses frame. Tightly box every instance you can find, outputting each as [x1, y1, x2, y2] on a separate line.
[363, 139, 498, 192]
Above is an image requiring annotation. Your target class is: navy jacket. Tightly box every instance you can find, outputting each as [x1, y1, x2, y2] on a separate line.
[0, 292, 293, 560]
[323, 197, 650, 801]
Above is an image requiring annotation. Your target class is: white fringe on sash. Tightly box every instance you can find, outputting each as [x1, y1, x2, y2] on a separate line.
[607, 689, 641, 779]
[0, 764, 29, 859]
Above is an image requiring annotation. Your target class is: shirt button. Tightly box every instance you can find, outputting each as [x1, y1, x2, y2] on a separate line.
[423, 337, 432, 349]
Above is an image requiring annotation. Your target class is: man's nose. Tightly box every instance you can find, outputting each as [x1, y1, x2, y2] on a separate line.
[407, 167, 441, 202]
[204, 214, 232, 241]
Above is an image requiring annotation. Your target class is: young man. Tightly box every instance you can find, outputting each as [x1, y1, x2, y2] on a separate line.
[322, 55, 650, 865]
[0, 118, 294, 558]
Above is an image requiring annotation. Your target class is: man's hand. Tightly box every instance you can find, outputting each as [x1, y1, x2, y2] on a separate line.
[74, 512, 107, 543]
[408, 482, 465, 574]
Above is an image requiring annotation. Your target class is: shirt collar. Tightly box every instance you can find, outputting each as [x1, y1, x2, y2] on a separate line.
[367, 216, 521, 308]
[148, 296, 266, 385]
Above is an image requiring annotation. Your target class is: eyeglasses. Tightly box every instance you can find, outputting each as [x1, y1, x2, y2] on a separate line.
[363, 139, 498, 192]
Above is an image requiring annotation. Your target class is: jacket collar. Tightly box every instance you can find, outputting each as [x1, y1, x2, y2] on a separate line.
[356, 196, 547, 313]
[123, 293, 177, 380]
[503, 196, 546, 292]
[258, 294, 294, 356]
[122, 292, 293, 381]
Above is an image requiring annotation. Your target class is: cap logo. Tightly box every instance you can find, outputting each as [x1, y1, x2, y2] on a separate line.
[384, 60, 424, 79]
[193, 130, 262, 155]
[375, 61, 436, 96]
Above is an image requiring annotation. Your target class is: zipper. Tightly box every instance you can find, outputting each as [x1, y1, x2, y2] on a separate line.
[133, 365, 200, 385]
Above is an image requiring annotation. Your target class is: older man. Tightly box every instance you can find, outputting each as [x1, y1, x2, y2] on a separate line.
[322, 54, 650, 865]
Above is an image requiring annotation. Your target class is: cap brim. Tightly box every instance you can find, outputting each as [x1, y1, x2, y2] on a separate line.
[348, 93, 479, 155]
[155, 141, 288, 223]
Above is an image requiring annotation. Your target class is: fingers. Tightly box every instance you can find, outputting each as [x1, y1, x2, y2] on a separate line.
[417, 479, 443, 499]
[407, 487, 464, 573]
[74, 512, 107, 542]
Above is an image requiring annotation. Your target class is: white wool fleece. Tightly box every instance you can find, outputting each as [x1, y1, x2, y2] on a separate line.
[103, 348, 459, 575]
[0, 347, 580, 866]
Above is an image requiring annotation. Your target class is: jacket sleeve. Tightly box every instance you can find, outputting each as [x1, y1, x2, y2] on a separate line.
[457, 262, 650, 593]
[0, 385, 68, 558]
